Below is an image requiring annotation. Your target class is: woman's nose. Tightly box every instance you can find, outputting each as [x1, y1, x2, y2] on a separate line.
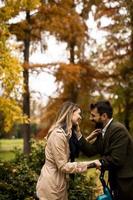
[89, 116, 93, 121]
[79, 115, 82, 120]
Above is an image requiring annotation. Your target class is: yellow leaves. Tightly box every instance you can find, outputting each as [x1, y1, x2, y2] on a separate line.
[0, 23, 24, 133]
[0, 0, 21, 22]
[3, 0, 41, 13]
[0, 24, 9, 40]
[20, 0, 41, 10]
[0, 97, 28, 133]
[0, 48, 23, 97]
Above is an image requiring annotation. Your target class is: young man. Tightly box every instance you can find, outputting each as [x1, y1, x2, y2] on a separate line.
[77, 100, 133, 200]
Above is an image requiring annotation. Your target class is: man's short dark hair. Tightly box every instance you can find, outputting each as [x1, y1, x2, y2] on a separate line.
[90, 100, 113, 118]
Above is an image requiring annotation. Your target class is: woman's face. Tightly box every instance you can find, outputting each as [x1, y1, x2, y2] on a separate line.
[71, 108, 82, 125]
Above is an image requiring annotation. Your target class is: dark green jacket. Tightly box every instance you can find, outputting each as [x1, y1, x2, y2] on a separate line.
[78, 120, 133, 178]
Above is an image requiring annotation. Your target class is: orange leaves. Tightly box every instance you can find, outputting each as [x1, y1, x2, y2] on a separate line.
[37, 2, 87, 47]
[55, 61, 104, 83]
[56, 63, 81, 83]
[95, 6, 119, 21]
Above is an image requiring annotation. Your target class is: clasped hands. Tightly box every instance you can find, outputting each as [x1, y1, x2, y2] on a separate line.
[87, 159, 101, 170]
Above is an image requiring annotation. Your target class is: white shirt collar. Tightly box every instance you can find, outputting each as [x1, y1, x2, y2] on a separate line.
[102, 118, 113, 137]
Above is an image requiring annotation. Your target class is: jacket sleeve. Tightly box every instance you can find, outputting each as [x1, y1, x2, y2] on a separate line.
[50, 129, 92, 173]
[78, 135, 101, 157]
[101, 126, 129, 170]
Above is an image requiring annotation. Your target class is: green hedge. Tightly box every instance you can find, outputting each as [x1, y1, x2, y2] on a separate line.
[0, 140, 97, 200]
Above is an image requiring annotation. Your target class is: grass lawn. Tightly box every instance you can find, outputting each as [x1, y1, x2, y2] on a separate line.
[0, 139, 23, 161]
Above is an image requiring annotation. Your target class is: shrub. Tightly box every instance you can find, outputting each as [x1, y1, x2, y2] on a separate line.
[69, 172, 98, 200]
[0, 140, 45, 200]
[0, 162, 37, 200]
[13, 139, 45, 174]
[0, 139, 98, 199]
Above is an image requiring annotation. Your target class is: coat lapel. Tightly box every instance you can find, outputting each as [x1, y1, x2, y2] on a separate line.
[102, 120, 114, 154]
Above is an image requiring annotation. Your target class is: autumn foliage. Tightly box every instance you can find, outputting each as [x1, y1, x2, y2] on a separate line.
[0, 0, 133, 146]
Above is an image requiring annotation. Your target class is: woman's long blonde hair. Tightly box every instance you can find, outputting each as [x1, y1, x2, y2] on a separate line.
[48, 101, 79, 138]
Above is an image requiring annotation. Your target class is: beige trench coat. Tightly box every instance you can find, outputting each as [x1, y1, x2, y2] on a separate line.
[36, 127, 91, 200]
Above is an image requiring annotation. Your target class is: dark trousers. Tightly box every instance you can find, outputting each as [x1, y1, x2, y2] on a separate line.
[111, 177, 133, 200]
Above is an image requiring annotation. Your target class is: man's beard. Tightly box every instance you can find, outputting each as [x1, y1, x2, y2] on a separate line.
[95, 121, 104, 129]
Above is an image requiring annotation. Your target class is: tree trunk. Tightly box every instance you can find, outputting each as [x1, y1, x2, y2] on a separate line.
[69, 42, 75, 63]
[69, 42, 78, 102]
[22, 11, 31, 154]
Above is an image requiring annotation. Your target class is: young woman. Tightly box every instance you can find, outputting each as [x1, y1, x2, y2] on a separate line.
[36, 101, 98, 200]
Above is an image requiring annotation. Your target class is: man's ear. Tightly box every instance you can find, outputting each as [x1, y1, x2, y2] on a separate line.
[102, 113, 108, 120]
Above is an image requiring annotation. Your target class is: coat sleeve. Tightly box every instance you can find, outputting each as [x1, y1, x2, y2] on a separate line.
[50, 129, 92, 174]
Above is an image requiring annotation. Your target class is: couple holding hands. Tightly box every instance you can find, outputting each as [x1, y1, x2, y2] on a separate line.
[36, 100, 133, 200]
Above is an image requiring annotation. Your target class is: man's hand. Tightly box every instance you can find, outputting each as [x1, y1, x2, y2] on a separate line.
[86, 159, 101, 169]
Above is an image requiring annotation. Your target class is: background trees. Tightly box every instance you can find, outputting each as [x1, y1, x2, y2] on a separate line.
[0, 0, 133, 152]
[0, 1, 26, 137]
[91, 0, 133, 131]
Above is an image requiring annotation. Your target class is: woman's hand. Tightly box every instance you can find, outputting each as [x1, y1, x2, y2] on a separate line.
[86, 129, 101, 143]
[75, 122, 82, 139]
[94, 159, 101, 170]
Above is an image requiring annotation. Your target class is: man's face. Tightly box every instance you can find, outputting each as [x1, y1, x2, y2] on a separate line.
[90, 107, 103, 129]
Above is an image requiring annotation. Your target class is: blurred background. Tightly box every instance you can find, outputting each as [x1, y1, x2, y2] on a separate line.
[0, 1, 133, 199]
[0, 0, 133, 155]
